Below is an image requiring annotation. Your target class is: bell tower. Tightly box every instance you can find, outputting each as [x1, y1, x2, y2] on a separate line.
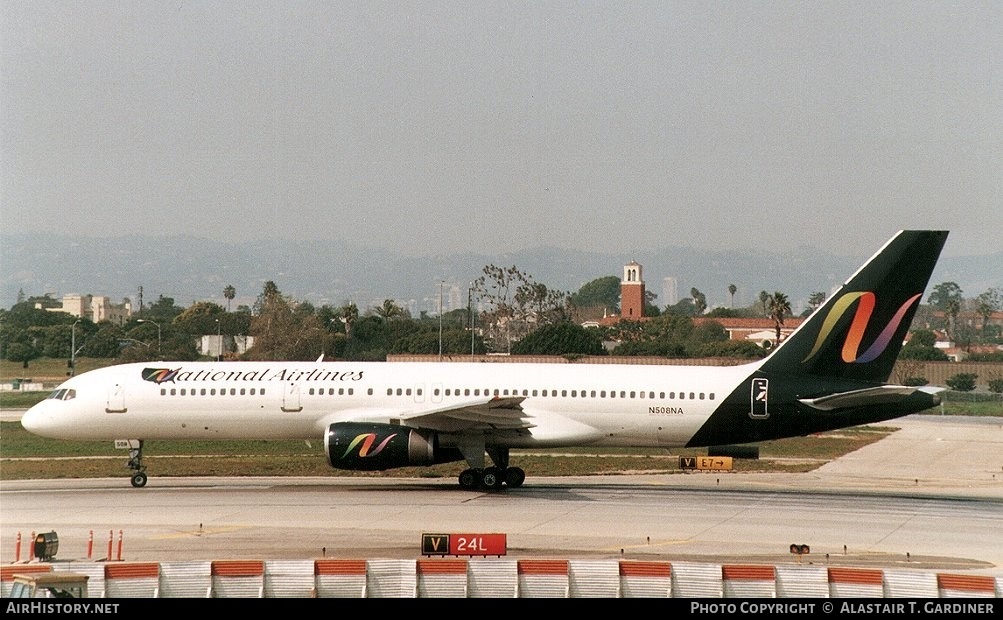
[621, 261, 645, 318]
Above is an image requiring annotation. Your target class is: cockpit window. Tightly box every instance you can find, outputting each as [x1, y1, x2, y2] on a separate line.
[46, 389, 76, 401]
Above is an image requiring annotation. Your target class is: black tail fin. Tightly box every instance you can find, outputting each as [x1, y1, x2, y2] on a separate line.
[759, 230, 948, 383]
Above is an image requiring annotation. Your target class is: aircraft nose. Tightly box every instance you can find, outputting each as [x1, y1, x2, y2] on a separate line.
[20, 402, 52, 436]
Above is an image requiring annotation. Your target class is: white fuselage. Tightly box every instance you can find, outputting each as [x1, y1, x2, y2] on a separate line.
[20, 360, 759, 449]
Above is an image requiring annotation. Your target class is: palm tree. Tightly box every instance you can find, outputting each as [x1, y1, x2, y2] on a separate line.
[767, 292, 792, 345]
[759, 290, 770, 317]
[728, 284, 737, 308]
[338, 302, 359, 339]
[375, 299, 404, 320]
[223, 285, 236, 312]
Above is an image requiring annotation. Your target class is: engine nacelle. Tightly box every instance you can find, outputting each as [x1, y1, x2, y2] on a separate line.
[325, 422, 463, 471]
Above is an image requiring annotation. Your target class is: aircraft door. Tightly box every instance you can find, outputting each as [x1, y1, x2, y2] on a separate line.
[106, 383, 126, 413]
[282, 382, 303, 412]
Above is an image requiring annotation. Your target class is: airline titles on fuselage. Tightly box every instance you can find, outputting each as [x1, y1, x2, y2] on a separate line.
[143, 366, 365, 385]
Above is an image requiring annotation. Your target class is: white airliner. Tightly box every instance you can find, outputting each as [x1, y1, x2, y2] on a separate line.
[21, 230, 949, 490]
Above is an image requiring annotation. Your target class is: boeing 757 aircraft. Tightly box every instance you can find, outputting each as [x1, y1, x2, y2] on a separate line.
[21, 230, 948, 490]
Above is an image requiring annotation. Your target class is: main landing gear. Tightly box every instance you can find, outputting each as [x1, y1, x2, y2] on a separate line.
[126, 440, 148, 488]
[457, 446, 525, 491]
[458, 466, 526, 490]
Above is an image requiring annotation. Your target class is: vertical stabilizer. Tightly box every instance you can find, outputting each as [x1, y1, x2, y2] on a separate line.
[758, 230, 948, 383]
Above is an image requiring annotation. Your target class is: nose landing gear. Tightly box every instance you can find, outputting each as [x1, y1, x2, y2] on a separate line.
[126, 440, 147, 488]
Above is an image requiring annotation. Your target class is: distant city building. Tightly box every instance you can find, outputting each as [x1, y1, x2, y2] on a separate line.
[662, 277, 678, 307]
[40, 294, 132, 325]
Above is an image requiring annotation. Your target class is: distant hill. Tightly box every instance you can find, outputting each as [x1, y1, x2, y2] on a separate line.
[2, 232, 999, 315]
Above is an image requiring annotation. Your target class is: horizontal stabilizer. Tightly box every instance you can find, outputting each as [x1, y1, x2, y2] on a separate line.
[798, 385, 943, 411]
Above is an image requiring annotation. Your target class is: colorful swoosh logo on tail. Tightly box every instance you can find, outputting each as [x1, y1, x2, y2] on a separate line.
[342, 433, 398, 458]
[802, 292, 922, 364]
[142, 368, 181, 383]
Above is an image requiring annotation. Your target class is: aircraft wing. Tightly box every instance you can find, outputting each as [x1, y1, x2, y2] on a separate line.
[798, 385, 943, 411]
[398, 396, 533, 432]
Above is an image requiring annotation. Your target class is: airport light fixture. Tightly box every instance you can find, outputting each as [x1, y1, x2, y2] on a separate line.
[438, 281, 444, 361]
[70, 319, 81, 376]
[468, 282, 476, 358]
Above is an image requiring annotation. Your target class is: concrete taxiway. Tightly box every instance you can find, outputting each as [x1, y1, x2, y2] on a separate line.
[1, 414, 1001, 576]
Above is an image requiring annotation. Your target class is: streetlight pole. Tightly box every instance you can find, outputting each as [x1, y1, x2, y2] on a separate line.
[438, 281, 444, 361]
[216, 318, 221, 362]
[70, 319, 81, 376]
[468, 283, 475, 358]
[137, 319, 161, 356]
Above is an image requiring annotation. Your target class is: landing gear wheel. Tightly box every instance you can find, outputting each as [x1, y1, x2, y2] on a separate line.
[504, 467, 526, 488]
[126, 440, 147, 488]
[482, 467, 505, 490]
[458, 468, 482, 490]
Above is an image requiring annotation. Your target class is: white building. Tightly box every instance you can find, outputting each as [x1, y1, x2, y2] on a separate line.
[42, 294, 132, 325]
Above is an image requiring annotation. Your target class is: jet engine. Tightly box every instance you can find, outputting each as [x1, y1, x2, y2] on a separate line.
[325, 422, 463, 471]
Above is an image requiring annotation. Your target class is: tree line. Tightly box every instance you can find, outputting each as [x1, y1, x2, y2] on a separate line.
[1, 270, 999, 368]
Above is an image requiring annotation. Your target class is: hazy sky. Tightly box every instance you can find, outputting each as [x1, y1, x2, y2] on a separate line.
[3, 1, 1000, 258]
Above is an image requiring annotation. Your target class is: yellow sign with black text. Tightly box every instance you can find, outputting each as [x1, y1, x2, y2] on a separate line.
[679, 456, 733, 471]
